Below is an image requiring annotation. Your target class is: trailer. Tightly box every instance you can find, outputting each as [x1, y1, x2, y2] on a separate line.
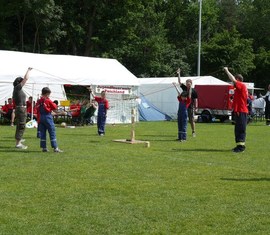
[195, 84, 234, 122]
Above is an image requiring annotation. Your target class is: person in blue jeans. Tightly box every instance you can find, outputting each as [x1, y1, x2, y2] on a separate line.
[173, 82, 191, 142]
[89, 89, 109, 136]
[36, 87, 64, 152]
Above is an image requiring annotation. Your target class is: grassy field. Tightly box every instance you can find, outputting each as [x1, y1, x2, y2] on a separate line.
[0, 121, 269, 234]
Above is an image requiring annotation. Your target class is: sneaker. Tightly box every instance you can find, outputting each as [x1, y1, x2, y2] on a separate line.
[99, 133, 104, 136]
[16, 144, 28, 150]
[192, 132, 196, 137]
[42, 148, 49, 152]
[232, 146, 245, 153]
[54, 148, 63, 153]
[11, 123, 14, 127]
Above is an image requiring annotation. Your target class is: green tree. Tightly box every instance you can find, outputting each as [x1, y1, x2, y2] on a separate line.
[163, 0, 221, 76]
[202, 28, 255, 80]
[251, 48, 270, 88]
[0, 0, 64, 53]
[54, 0, 107, 56]
[238, 0, 270, 51]
[94, 0, 185, 77]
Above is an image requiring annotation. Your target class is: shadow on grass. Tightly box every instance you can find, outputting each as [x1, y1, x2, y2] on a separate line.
[220, 178, 270, 182]
[61, 133, 101, 137]
[0, 146, 41, 153]
[138, 134, 175, 138]
[171, 148, 230, 152]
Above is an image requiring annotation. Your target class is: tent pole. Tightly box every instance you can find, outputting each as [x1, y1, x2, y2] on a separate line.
[31, 83, 34, 120]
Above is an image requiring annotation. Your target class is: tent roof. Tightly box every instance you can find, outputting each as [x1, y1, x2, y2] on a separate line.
[0, 50, 139, 86]
[139, 76, 229, 86]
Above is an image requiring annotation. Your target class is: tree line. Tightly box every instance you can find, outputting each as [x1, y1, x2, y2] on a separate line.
[0, 0, 269, 89]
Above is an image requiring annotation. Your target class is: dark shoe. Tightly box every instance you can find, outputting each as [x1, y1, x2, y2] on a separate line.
[232, 145, 245, 153]
[42, 148, 49, 152]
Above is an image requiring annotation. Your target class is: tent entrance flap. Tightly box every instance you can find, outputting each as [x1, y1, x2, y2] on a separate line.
[138, 94, 172, 121]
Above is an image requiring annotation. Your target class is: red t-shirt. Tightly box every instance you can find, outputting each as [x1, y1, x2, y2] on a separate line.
[70, 104, 81, 117]
[177, 96, 191, 108]
[26, 100, 32, 113]
[2, 103, 14, 112]
[233, 81, 248, 113]
[94, 97, 109, 109]
[36, 97, 57, 122]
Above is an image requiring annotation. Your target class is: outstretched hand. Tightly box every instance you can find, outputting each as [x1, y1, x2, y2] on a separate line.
[176, 68, 181, 74]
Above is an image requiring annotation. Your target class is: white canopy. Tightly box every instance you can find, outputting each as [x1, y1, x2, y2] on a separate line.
[0, 50, 139, 104]
[139, 76, 229, 86]
[139, 76, 229, 119]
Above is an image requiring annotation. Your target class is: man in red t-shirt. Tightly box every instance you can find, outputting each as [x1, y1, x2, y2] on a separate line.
[1, 98, 15, 126]
[224, 67, 248, 153]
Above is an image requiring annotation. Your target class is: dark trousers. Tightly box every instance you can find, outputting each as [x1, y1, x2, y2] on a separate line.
[15, 107, 26, 141]
[265, 101, 270, 125]
[39, 114, 57, 149]
[97, 114, 106, 135]
[234, 112, 247, 146]
[178, 107, 188, 140]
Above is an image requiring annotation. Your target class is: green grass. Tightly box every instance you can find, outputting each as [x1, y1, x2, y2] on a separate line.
[0, 121, 269, 234]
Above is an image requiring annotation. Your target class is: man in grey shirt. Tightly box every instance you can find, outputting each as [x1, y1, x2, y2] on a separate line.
[13, 67, 32, 149]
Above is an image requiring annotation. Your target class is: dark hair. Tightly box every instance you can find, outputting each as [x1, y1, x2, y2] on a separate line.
[41, 87, 51, 95]
[235, 74, 244, 82]
[13, 77, 23, 87]
[53, 100, 59, 105]
[181, 91, 188, 97]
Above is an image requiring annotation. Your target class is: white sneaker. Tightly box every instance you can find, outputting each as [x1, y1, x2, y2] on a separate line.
[16, 144, 28, 150]
[192, 132, 196, 137]
[54, 148, 63, 153]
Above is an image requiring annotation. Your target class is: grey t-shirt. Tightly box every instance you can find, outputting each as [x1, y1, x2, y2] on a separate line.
[13, 83, 26, 106]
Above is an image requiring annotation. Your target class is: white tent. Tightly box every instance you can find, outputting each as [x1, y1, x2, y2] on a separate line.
[139, 76, 229, 119]
[0, 50, 139, 123]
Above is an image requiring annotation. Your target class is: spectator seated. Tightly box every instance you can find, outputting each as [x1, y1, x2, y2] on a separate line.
[69, 100, 82, 125]
[1, 98, 15, 126]
[82, 100, 97, 125]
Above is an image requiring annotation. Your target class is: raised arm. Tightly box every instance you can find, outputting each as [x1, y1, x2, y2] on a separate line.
[88, 87, 95, 99]
[172, 82, 181, 96]
[177, 68, 181, 84]
[224, 67, 237, 83]
[188, 86, 192, 99]
[21, 67, 32, 87]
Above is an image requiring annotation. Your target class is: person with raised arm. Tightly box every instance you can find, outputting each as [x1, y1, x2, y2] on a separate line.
[177, 68, 198, 137]
[224, 67, 248, 153]
[173, 81, 191, 142]
[89, 88, 109, 136]
[12, 67, 32, 149]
